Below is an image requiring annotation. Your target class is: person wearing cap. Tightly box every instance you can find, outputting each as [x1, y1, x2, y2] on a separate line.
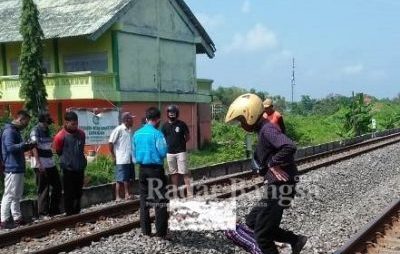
[262, 98, 286, 134]
[30, 112, 62, 217]
[225, 94, 307, 254]
[161, 105, 191, 197]
[109, 112, 135, 201]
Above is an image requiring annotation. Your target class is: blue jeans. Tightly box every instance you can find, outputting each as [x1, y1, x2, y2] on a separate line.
[115, 164, 134, 182]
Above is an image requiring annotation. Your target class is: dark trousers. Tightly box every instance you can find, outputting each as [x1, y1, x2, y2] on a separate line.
[139, 165, 168, 236]
[62, 170, 84, 216]
[246, 183, 298, 254]
[35, 167, 62, 216]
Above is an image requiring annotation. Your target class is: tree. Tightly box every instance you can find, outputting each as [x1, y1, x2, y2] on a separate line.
[289, 95, 317, 115]
[250, 88, 269, 102]
[19, 0, 47, 117]
[271, 95, 287, 112]
[312, 94, 351, 115]
[393, 93, 400, 104]
[212, 86, 248, 106]
[211, 86, 285, 114]
[300, 95, 316, 113]
[339, 93, 372, 137]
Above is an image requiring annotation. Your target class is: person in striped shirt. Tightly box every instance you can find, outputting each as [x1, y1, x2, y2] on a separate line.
[30, 112, 61, 217]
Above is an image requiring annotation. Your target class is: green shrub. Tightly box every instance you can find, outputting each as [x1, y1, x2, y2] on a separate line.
[23, 167, 37, 198]
[85, 155, 115, 186]
[338, 93, 372, 137]
[188, 121, 251, 168]
[285, 114, 341, 145]
[372, 102, 400, 130]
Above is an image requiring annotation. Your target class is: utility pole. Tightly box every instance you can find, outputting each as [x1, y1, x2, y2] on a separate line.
[291, 57, 296, 105]
[156, 0, 161, 110]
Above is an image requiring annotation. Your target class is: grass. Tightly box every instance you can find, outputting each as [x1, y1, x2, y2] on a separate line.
[188, 121, 252, 168]
[85, 155, 115, 186]
[285, 113, 342, 146]
[371, 102, 400, 129]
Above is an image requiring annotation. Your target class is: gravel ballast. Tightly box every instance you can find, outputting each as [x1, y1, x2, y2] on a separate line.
[32, 142, 400, 254]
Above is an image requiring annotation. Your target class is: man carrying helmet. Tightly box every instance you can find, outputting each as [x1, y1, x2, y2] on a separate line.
[161, 105, 191, 197]
[225, 94, 307, 254]
[262, 98, 286, 134]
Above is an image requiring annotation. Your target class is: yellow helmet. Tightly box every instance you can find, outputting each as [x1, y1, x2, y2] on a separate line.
[225, 93, 264, 126]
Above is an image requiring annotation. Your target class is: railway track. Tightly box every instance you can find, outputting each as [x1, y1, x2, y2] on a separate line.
[334, 198, 400, 254]
[1, 131, 400, 253]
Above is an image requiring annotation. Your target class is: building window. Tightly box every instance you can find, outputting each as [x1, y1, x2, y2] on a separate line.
[63, 53, 108, 72]
[10, 59, 18, 75]
[10, 58, 51, 75]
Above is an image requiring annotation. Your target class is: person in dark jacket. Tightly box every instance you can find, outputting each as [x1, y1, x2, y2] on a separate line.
[161, 105, 191, 196]
[30, 112, 62, 217]
[225, 94, 307, 254]
[53, 111, 87, 216]
[1, 110, 34, 228]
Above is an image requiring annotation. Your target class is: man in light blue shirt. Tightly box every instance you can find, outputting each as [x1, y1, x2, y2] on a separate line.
[132, 107, 169, 239]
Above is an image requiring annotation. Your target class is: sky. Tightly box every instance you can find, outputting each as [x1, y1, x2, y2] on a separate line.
[185, 0, 400, 101]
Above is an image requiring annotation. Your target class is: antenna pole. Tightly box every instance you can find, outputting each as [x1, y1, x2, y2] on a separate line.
[291, 57, 296, 105]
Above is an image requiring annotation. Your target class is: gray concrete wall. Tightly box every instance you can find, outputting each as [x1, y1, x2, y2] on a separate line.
[118, 0, 196, 93]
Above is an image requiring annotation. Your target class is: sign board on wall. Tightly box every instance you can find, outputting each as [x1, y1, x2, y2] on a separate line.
[69, 108, 119, 145]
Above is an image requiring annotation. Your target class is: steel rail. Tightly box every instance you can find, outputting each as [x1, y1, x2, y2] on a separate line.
[296, 131, 400, 164]
[31, 182, 266, 254]
[0, 200, 140, 248]
[333, 198, 400, 254]
[29, 132, 400, 253]
[0, 170, 255, 248]
[2, 132, 400, 249]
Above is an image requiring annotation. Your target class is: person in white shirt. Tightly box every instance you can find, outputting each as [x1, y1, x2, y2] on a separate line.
[109, 112, 134, 201]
